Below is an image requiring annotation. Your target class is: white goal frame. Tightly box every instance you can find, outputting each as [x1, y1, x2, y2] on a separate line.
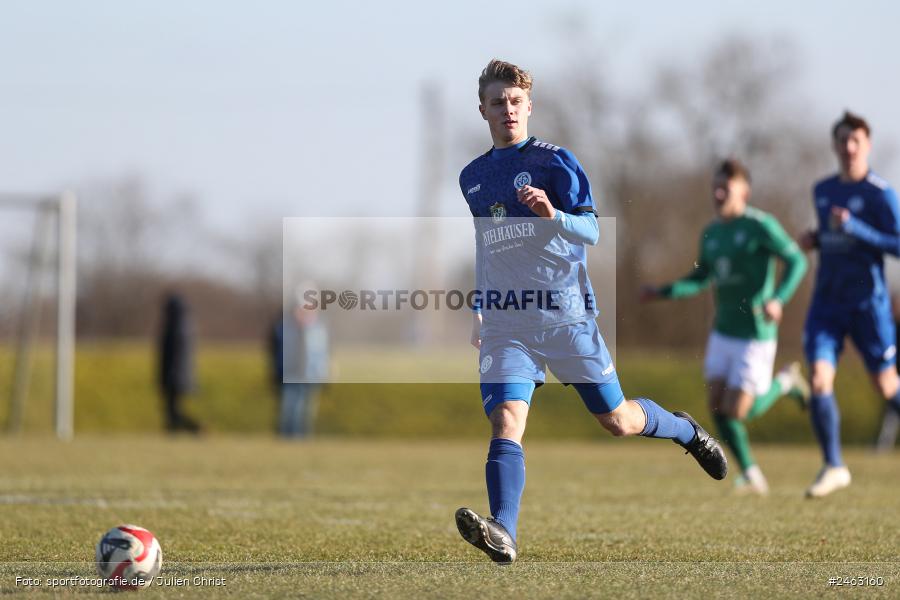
[1, 192, 77, 440]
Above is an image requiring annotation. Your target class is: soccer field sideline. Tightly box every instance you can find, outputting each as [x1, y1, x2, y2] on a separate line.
[0, 437, 897, 598]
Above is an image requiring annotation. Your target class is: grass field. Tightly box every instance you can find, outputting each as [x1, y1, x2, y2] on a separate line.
[0, 437, 897, 598]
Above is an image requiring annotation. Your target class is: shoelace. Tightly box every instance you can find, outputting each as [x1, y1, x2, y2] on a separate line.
[683, 434, 714, 457]
[696, 436, 717, 457]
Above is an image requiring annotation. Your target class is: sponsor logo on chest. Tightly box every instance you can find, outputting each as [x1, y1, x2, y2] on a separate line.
[489, 202, 507, 224]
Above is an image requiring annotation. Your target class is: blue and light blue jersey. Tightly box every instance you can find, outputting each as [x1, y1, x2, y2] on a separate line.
[459, 137, 599, 333]
[811, 171, 900, 310]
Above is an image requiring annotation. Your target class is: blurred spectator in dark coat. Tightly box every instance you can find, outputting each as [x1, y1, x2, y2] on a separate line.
[158, 292, 200, 433]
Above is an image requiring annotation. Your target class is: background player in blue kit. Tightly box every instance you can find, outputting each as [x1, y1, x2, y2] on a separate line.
[454, 59, 728, 564]
[799, 111, 900, 497]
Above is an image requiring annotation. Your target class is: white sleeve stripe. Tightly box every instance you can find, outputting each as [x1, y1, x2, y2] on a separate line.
[867, 173, 888, 190]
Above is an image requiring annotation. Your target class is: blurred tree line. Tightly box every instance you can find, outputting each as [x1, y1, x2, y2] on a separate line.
[0, 176, 283, 341]
[72, 174, 282, 340]
[491, 35, 893, 350]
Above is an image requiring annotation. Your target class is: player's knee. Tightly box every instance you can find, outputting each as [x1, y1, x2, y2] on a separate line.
[488, 401, 528, 437]
[809, 360, 835, 395]
[810, 371, 833, 395]
[597, 414, 629, 437]
[608, 423, 630, 437]
[730, 405, 750, 421]
[595, 405, 640, 437]
[874, 369, 899, 399]
[725, 390, 753, 420]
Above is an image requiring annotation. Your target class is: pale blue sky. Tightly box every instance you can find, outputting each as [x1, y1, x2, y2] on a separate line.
[1, 0, 898, 235]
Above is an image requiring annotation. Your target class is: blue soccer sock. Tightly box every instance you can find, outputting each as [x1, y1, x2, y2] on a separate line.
[810, 393, 843, 466]
[485, 438, 525, 542]
[634, 398, 696, 446]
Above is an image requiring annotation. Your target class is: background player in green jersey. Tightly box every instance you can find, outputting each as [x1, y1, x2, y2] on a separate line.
[642, 159, 809, 494]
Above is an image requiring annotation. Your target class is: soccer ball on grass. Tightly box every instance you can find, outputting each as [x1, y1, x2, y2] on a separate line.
[95, 524, 162, 589]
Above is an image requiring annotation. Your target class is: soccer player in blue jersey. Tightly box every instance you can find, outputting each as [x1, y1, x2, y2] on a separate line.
[454, 59, 727, 564]
[799, 111, 900, 497]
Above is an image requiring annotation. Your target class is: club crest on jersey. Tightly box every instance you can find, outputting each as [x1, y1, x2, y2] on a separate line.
[848, 196, 864, 213]
[816, 197, 829, 208]
[489, 202, 507, 223]
[734, 231, 746, 246]
[513, 171, 532, 189]
[480, 355, 493, 374]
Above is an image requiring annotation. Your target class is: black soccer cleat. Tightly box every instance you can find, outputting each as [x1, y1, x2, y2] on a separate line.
[673, 411, 728, 480]
[455, 507, 517, 564]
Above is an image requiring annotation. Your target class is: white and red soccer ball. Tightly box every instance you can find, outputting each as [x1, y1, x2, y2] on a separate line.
[95, 525, 162, 589]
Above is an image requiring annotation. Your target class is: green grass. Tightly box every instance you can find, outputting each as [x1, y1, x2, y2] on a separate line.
[0, 342, 890, 442]
[0, 437, 897, 598]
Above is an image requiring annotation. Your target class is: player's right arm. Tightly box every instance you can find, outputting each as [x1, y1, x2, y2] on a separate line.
[642, 234, 713, 301]
[799, 182, 824, 252]
[471, 217, 483, 349]
[460, 167, 485, 349]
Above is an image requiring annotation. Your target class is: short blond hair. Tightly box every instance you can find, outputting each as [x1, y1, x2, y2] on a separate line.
[478, 59, 532, 102]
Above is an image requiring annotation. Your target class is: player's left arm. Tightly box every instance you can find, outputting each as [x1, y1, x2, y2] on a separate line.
[517, 149, 599, 245]
[760, 215, 808, 321]
[835, 188, 900, 256]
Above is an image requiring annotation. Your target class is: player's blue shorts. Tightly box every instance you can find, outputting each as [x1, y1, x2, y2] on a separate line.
[803, 297, 897, 373]
[478, 319, 624, 416]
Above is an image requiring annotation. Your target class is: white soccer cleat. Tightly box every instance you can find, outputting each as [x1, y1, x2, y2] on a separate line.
[776, 361, 810, 409]
[734, 465, 769, 496]
[805, 465, 851, 498]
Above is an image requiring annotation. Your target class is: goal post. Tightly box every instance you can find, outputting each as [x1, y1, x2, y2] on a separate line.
[1, 192, 77, 440]
[56, 191, 77, 440]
